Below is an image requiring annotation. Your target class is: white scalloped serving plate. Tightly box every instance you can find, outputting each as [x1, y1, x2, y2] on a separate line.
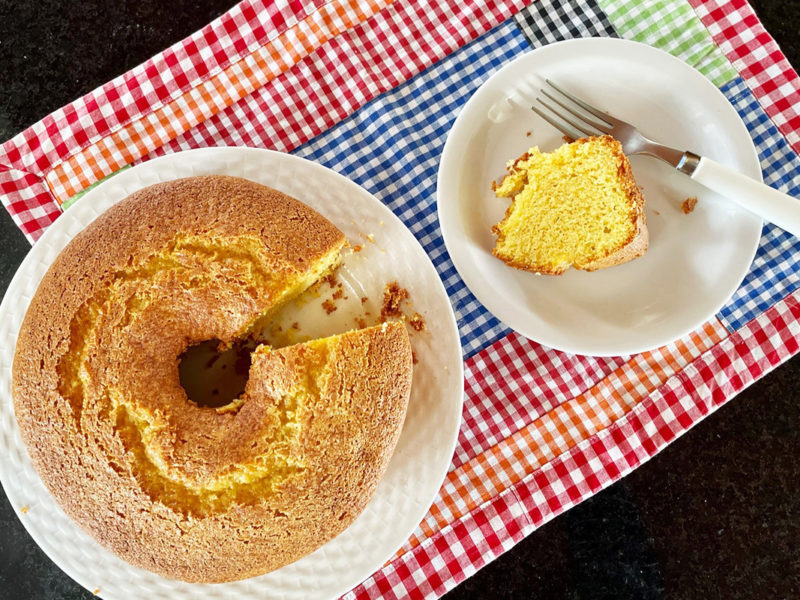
[0, 147, 463, 599]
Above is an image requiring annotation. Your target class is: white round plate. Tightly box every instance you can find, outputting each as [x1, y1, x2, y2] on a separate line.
[437, 37, 762, 356]
[0, 148, 463, 599]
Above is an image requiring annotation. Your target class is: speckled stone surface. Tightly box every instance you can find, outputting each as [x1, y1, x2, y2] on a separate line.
[0, 1, 798, 598]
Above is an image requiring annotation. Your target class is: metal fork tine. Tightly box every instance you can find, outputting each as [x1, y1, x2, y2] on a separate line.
[544, 79, 620, 127]
[535, 97, 602, 138]
[531, 105, 585, 141]
[540, 89, 612, 134]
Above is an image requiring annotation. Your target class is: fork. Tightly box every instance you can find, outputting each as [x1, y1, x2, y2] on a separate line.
[532, 79, 800, 237]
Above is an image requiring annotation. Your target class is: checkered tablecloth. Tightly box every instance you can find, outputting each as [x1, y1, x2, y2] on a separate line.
[2, 0, 799, 597]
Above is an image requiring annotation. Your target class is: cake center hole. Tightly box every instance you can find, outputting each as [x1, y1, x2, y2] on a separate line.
[178, 339, 254, 409]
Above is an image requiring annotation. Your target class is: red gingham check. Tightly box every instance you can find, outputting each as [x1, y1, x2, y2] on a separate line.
[146, 0, 527, 158]
[689, 0, 800, 153]
[348, 293, 800, 598]
[1, 1, 799, 598]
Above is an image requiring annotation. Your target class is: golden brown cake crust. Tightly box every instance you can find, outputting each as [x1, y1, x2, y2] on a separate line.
[580, 138, 648, 271]
[12, 176, 412, 582]
[238, 322, 413, 578]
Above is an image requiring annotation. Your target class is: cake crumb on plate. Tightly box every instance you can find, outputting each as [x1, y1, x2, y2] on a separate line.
[322, 299, 337, 314]
[408, 312, 426, 332]
[381, 282, 410, 321]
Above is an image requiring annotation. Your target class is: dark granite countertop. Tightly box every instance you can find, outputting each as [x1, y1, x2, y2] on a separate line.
[1, 1, 798, 598]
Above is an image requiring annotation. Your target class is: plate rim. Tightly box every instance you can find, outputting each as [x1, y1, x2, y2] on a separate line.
[0, 146, 464, 599]
[436, 36, 763, 357]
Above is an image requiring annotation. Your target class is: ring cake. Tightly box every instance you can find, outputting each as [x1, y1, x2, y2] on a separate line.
[12, 175, 413, 582]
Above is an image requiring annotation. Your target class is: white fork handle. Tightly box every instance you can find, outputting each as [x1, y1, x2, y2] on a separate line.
[691, 157, 800, 236]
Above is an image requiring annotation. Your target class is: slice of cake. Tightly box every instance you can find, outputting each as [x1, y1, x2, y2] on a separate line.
[491, 135, 648, 275]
